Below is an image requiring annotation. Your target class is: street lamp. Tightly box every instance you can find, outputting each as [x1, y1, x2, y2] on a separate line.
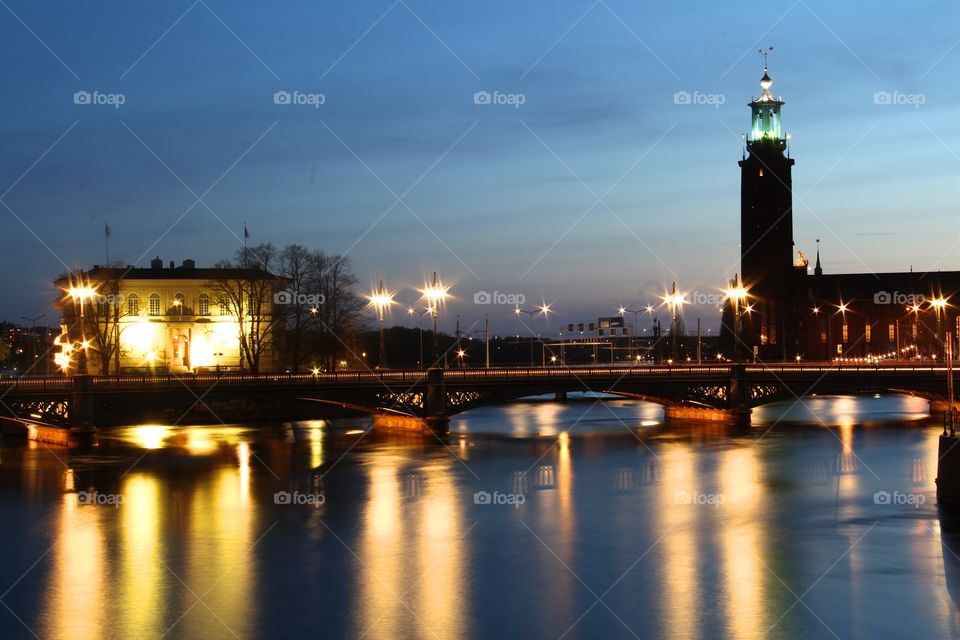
[618, 306, 642, 361]
[661, 282, 686, 362]
[21, 314, 46, 375]
[408, 306, 431, 368]
[420, 272, 449, 367]
[515, 304, 551, 366]
[932, 296, 949, 359]
[723, 275, 748, 362]
[367, 280, 394, 368]
[66, 283, 97, 375]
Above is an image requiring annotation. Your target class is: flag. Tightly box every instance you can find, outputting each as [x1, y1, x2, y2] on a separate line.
[244, 224, 249, 239]
[105, 222, 111, 237]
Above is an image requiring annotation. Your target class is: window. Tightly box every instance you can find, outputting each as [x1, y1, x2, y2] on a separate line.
[888, 323, 895, 342]
[220, 300, 230, 316]
[912, 322, 918, 341]
[759, 168, 764, 177]
[173, 293, 185, 314]
[820, 330, 827, 344]
[865, 324, 871, 343]
[96, 300, 110, 317]
[128, 293, 140, 316]
[149, 293, 160, 316]
[842, 323, 849, 343]
[198, 294, 210, 316]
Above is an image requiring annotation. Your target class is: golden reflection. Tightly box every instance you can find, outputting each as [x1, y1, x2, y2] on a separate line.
[512, 401, 565, 437]
[415, 464, 465, 638]
[119, 474, 163, 634]
[838, 416, 855, 457]
[185, 428, 218, 454]
[183, 464, 256, 638]
[133, 424, 170, 449]
[835, 415, 860, 505]
[43, 494, 106, 640]
[357, 460, 405, 636]
[238, 442, 251, 504]
[718, 446, 767, 639]
[308, 425, 324, 469]
[657, 446, 698, 638]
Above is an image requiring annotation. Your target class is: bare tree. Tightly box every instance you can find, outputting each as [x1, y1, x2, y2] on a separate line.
[310, 252, 366, 370]
[278, 244, 315, 371]
[209, 244, 286, 373]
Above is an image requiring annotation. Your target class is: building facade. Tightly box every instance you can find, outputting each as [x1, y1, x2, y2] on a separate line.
[54, 257, 287, 374]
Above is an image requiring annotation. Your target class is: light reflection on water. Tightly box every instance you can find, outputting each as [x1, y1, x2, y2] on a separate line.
[2, 394, 960, 639]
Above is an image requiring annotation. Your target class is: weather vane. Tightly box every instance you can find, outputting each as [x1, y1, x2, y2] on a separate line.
[758, 46, 774, 67]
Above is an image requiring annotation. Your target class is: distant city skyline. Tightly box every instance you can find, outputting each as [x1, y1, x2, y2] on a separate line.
[2, 1, 959, 332]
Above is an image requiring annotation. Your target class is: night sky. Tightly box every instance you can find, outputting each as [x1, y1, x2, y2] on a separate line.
[1, 1, 957, 334]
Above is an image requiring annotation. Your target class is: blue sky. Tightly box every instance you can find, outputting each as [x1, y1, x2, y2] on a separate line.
[1, 0, 959, 334]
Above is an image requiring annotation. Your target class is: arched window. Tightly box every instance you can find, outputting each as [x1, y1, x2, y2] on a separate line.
[198, 294, 210, 316]
[127, 293, 140, 316]
[149, 293, 160, 316]
[220, 300, 230, 316]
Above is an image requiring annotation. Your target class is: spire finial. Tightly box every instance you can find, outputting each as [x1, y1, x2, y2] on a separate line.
[758, 46, 774, 92]
[758, 46, 774, 70]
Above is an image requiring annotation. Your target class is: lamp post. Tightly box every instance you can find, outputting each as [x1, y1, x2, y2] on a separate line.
[21, 314, 46, 375]
[932, 297, 949, 360]
[66, 285, 97, 375]
[618, 306, 641, 361]
[421, 272, 449, 367]
[662, 282, 686, 362]
[408, 306, 431, 368]
[514, 304, 551, 367]
[368, 281, 394, 369]
[724, 275, 748, 362]
[514, 307, 536, 367]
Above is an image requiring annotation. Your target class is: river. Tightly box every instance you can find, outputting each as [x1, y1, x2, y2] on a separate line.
[1, 394, 958, 639]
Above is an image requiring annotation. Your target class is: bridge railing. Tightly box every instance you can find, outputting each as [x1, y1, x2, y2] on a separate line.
[0, 362, 952, 394]
[0, 377, 73, 392]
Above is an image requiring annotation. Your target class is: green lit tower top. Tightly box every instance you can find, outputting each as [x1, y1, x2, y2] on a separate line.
[747, 49, 787, 152]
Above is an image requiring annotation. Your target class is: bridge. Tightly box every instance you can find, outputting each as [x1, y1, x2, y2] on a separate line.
[0, 362, 955, 442]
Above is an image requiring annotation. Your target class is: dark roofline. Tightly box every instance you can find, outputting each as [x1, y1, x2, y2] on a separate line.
[54, 265, 287, 285]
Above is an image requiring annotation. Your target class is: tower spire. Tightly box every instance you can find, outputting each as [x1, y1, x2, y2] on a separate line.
[747, 46, 786, 148]
[814, 239, 822, 276]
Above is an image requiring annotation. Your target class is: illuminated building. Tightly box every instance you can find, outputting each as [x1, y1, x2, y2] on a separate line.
[53, 257, 287, 373]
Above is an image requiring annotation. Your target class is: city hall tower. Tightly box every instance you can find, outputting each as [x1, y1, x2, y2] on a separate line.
[739, 58, 799, 358]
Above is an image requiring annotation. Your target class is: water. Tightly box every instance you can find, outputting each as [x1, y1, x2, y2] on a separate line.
[2, 394, 959, 639]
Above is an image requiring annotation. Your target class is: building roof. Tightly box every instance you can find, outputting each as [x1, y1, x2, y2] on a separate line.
[807, 271, 960, 300]
[54, 263, 286, 285]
